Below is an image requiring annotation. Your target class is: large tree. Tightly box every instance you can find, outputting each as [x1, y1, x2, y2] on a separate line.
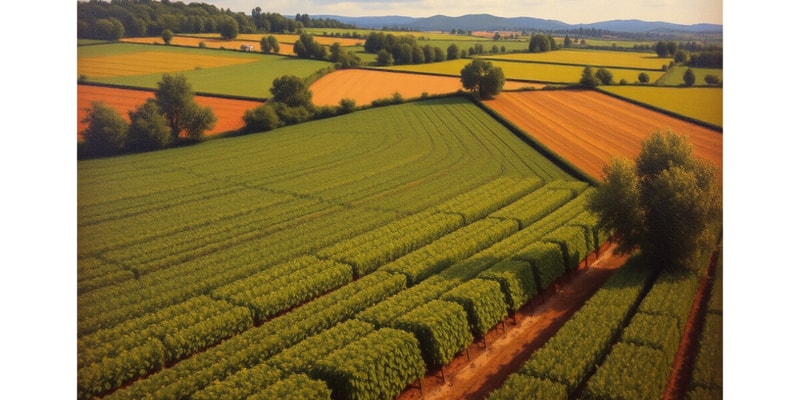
[460, 59, 505, 99]
[81, 101, 128, 156]
[127, 99, 171, 151]
[588, 130, 721, 268]
[219, 15, 238, 40]
[154, 74, 216, 142]
[270, 75, 313, 108]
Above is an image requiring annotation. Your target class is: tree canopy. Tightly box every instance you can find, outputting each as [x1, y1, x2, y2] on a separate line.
[81, 101, 128, 157]
[155, 74, 216, 142]
[460, 59, 505, 99]
[588, 130, 721, 269]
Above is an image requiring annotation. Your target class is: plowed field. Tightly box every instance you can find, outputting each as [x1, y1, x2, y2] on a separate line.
[486, 90, 722, 180]
[77, 85, 262, 140]
[309, 69, 539, 106]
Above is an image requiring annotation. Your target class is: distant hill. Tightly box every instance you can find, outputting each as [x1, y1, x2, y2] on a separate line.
[312, 13, 722, 33]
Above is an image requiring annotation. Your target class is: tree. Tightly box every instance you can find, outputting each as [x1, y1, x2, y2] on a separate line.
[683, 68, 696, 86]
[579, 66, 599, 87]
[446, 44, 460, 60]
[219, 16, 238, 40]
[655, 40, 669, 58]
[704, 74, 721, 85]
[564, 35, 572, 48]
[673, 49, 690, 64]
[638, 72, 650, 84]
[127, 99, 171, 151]
[528, 34, 552, 52]
[242, 104, 281, 133]
[261, 35, 280, 53]
[376, 49, 394, 66]
[588, 130, 721, 269]
[154, 73, 215, 141]
[270, 75, 312, 108]
[162, 29, 174, 45]
[595, 68, 613, 85]
[81, 101, 128, 156]
[666, 41, 678, 56]
[460, 59, 505, 99]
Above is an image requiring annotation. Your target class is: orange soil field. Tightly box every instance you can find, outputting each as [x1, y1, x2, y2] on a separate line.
[121, 36, 298, 56]
[77, 85, 262, 140]
[310, 69, 539, 106]
[485, 90, 722, 181]
[79, 50, 257, 77]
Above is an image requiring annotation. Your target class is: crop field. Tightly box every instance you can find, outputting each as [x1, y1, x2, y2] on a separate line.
[77, 85, 262, 140]
[600, 86, 723, 127]
[385, 58, 664, 84]
[480, 48, 669, 70]
[309, 69, 538, 106]
[485, 90, 722, 180]
[656, 66, 723, 86]
[76, 96, 594, 399]
[78, 43, 331, 98]
[121, 35, 296, 56]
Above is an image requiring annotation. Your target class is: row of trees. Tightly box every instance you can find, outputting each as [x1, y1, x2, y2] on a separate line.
[77, 1, 354, 40]
[578, 66, 717, 87]
[80, 74, 215, 157]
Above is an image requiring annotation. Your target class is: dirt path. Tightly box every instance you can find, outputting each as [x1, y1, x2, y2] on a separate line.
[397, 243, 631, 400]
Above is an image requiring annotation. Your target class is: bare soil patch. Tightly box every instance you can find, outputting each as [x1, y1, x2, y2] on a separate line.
[485, 90, 722, 181]
[77, 85, 262, 140]
[397, 242, 630, 400]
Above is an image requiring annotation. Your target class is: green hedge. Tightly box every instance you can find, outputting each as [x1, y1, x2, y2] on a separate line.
[582, 342, 671, 400]
[247, 374, 332, 400]
[512, 241, 564, 291]
[486, 374, 568, 400]
[310, 328, 426, 400]
[441, 279, 508, 337]
[542, 225, 591, 271]
[478, 259, 537, 311]
[392, 299, 473, 368]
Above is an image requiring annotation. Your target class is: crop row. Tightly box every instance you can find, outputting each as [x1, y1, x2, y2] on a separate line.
[687, 255, 722, 398]
[488, 256, 656, 396]
[104, 271, 406, 400]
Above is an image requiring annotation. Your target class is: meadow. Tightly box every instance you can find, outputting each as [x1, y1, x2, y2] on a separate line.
[656, 65, 723, 86]
[479, 48, 669, 70]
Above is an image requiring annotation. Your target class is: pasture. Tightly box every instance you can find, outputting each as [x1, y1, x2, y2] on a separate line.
[656, 65, 723, 86]
[78, 43, 331, 98]
[484, 90, 722, 180]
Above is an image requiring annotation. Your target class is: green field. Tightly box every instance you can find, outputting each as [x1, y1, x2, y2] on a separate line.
[78, 43, 332, 98]
[600, 86, 723, 127]
[479, 48, 668, 70]
[655, 66, 723, 86]
[78, 96, 593, 399]
[383, 58, 664, 84]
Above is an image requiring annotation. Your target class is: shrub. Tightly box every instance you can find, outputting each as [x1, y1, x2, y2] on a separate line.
[704, 74, 721, 85]
[242, 104, 281, 133]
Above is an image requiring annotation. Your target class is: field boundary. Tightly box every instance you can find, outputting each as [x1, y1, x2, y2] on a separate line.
[478, 56, 665, 72]
[77, 81, 268, 102]
[595, 87, 723, 132]
[466, 92, 599, 185]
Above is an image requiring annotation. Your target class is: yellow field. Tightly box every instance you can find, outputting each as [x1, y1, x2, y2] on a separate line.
[600, 86, 723, 127]
[480, 49, 668, 70]
[185, 33, 365, 47]
[79, 50, 257, 77]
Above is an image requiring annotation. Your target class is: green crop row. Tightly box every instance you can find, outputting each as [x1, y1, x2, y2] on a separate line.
[432, 176, 543, 223]
[489, 183, 578, 228]
[582, 342, 672, 400]
[512, 241, 564, 291]
[391, 300, 473, 368]
[487, 374, 568, 400]
[195, 320, 374, 399]
[478, 259, 538, 311]
[381, 218, 519, 286]
[105, 272, 405, 400]
[212, 255, 353, 321]
[515, 257, 657, 393]
[637, 268, 700, 331]
[310, 328, 426, 400]
[690, 310, 723, 391]
[247, 374, 332, 400]
[441, 279, 508, 337]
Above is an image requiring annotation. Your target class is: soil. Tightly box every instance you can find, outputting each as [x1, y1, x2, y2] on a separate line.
[396, 242, 630, 400]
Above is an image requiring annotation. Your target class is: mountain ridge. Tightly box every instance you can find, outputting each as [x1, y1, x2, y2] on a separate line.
[311, 13, 722, 33]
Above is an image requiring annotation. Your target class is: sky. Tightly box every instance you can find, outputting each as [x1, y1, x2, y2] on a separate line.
[204, 0, 722, 26]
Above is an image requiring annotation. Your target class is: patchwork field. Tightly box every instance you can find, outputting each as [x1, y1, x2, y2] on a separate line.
[485, 90, 722, 180]
[77, 85, 262, 139]
[79, 49, 257, 78]
[656, 66, 723, 86]
[309, 69, 539, 106]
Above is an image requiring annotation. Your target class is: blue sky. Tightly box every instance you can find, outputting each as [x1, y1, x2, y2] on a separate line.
[205, 0, 723, 25]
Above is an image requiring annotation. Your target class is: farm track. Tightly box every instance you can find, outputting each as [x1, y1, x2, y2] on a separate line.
[485, 90, 722, 181]
[397, 242, 629, 400]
